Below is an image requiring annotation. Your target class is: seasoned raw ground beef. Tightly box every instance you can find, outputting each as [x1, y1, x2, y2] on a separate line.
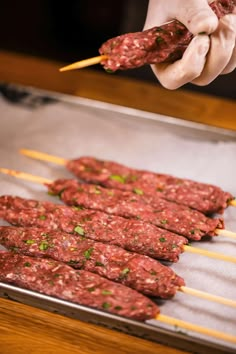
[0, 226, 184, 298]
[0, 252, 159, 321]
[0, 195, 187, 262]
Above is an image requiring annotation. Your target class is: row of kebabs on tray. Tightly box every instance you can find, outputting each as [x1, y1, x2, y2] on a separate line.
[0, 150, 236, 344]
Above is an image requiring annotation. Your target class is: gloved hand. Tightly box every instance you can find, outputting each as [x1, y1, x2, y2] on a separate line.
[143, 0, 236, 89]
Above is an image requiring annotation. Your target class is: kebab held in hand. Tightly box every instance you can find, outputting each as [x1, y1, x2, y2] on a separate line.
[1, 168, 234, 244]
[59, 0, 236, 73]
[20, 150, 236, 215]
[2, 195, 236, 265]
[1, 253, 236, 346]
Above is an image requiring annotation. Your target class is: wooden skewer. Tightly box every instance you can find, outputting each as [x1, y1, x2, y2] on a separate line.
[179, 286, 236, 308]
[19, 148, 236, 209]
[1, 167, 236, 250]
[59, 55, 108, 72]
[157, 314, 236, 345]
[230, 199, 236, 207]
[183, 245, 236, 263]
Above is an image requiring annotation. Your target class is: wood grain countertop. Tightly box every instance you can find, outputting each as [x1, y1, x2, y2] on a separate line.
[0, 50, 235, 354]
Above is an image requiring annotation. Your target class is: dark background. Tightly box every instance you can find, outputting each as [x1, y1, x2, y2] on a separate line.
[0, 0, 235, 99]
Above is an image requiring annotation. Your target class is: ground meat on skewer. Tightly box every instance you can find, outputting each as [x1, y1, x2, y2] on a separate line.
[0, 226, 184, 298]
[45, 180, 224, 240]
[0, 196, 187, 262]
[0, 251, 159, 321]
[66, 157, 234, 214]
[99, 0, 236, 71]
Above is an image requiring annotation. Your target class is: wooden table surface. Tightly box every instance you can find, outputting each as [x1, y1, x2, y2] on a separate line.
[0, 50, 236, 354]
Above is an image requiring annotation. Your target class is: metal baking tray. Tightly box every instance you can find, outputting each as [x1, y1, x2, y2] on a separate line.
[0, 82, 236, 354]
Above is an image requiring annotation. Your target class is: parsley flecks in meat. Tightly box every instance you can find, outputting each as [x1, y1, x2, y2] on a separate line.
[109, 174, 126, 184]
[133, 188, 143, 195]
[101, 290, 113, 295]
[102, 302, 111, 309]
[74, 225, 85, 236]
[84, 247, 94, 260]
[39, 241, 49, 251]
[24, 239, 35, 245]
[39, 215, 46, 220]
[159, 237, 166, 242]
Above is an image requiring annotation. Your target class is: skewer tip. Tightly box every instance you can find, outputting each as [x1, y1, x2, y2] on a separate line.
[59, 55, 108, 72]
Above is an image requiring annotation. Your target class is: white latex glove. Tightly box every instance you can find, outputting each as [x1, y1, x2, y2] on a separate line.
[143, 0, 236, 89]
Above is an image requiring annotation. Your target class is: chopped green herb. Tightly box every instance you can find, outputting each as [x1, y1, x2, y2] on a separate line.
[114, 306, 122, 311]
[39, 215, 46, 220]
[133, 188, 143, 195]
[93, 187, 101, 194]
[131, 306, 137, 310]
[172, 244, 177, 249]
[106, 190, 114, 196]
[39, 241, 49, 251]
[24, 239, 35, 245]
[109, 174, 126, 184]
[105, 68, 114, 74]
[198, 31, 207, 35]
[156, 36, 164, 43]
[84, 247, 94, 260]
[135, 215, 141, 220]
[87, 287, 96, 292]
[150, 270, 157, 275]
[24, 262, 31, 267]
[159, 237, 166, 242]
[53, 273, 61, 278]
[175, 29, 184, 35]
[73, 206, 83, 211]
[95, 262, 105, 267]
[101, 290, 113, 295]
[190, 229, 195, 235]
[102, 302, 111, 309]
[47, 191, 57, 196]
[160, 219, 168, 225]
[48, 280, 54, 286]
[74, 225, 85, 236]
[156, 27, 165, 33]
[121, 268, 130, 275]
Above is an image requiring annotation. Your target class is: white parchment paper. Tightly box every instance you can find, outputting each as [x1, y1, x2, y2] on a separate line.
[0, 86, 236, 351]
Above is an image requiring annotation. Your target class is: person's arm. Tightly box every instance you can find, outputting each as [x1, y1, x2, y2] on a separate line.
[143, 0, 236, 89]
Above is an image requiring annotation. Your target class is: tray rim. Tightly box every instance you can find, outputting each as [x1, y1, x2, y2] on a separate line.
[1, 82, 236, 354]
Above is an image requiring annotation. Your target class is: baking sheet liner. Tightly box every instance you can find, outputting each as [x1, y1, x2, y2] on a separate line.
[0, 83, 236, 353]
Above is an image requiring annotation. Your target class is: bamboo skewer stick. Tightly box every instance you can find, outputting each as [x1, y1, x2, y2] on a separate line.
[1, 167, 236, 248]
[19, 148, 236, 209]
[184, 245, 236, 263]
[59, 55, 108, 72]
[179, 286, 236, 308]
[156, 314, 236, 345]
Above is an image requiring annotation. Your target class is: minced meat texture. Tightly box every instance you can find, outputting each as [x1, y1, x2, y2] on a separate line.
[0, 195, 187, 262]
[99, 0, 235, 72]
[66, 156, 234, 214]
[0, 226, 184, 298]
[45, 180, 224, 240]
[0, 251, 159, 321]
